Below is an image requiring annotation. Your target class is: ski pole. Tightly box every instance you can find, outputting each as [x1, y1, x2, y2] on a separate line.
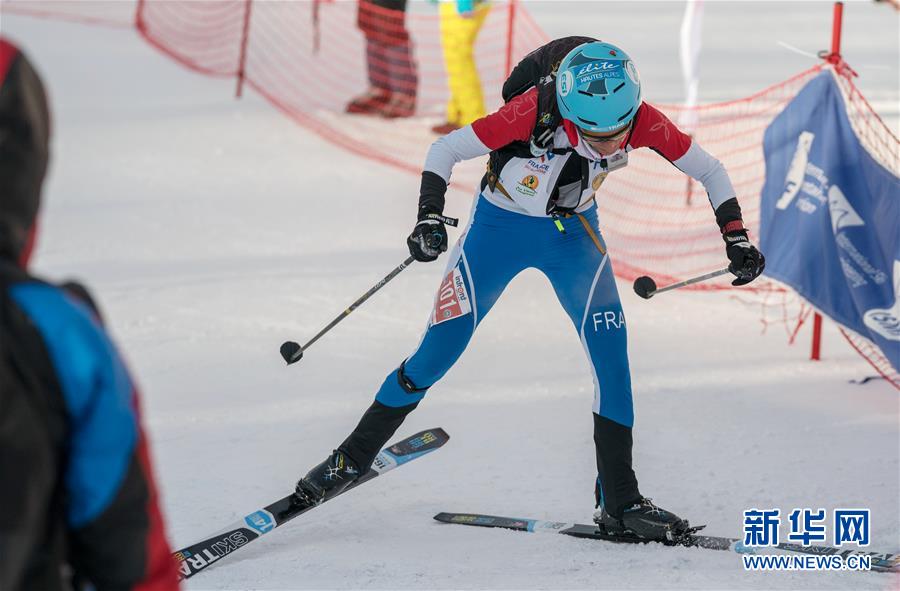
[633, 267, 731, 299]
[279, 255, 416, 365]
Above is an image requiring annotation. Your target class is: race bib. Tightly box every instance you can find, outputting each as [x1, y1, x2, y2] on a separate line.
[432, 267, 472, 325]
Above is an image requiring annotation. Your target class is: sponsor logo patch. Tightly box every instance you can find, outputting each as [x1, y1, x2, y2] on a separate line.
[525, 159, 551, 174]
[624, 60, 640, 84]
[433, 267, 472, 325]
[244, 510, 275, 534]
[557, 70, 574, 97]
[515, 174, 540, 197]
[409, 431, 437, 449]
[576, 61, 619, 78]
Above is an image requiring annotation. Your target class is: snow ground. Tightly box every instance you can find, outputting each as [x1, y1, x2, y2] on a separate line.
[3, 7, 898, 591]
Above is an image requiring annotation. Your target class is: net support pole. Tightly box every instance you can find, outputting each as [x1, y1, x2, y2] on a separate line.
[811, 313, 823, 361]
[236, 0, 253, 98]
[820, 2, 844, 66]
[830, 2, 843, 59]
[810, 2, 843, 361]
[809, 2, 844, 361]
[504, 0, 517, 76]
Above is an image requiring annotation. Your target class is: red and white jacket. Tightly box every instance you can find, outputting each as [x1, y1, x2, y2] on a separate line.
[424, 87, 735, 217]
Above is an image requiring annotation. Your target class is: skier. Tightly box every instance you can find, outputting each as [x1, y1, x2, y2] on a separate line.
[294, 38, 765, 541]
[0, 39, 180, 590]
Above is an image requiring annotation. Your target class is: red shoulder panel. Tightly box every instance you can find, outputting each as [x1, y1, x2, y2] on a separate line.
[470, 87, 538, 150]
[628, 102, 692, 162]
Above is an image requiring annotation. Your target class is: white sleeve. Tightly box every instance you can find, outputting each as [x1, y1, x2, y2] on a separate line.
[423, 126, 492, 184]
[672, 140, 736, 210]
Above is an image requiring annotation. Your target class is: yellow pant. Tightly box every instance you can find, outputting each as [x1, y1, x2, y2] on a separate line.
[439, 2, 490, 126]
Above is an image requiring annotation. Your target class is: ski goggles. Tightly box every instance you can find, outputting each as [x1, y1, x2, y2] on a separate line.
[579, 123, 632, 148]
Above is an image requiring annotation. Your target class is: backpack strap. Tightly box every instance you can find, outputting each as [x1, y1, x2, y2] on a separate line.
[503, 36, 597, 156]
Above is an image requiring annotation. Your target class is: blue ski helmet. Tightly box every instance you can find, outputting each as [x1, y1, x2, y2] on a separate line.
[555, 41, 642, 133]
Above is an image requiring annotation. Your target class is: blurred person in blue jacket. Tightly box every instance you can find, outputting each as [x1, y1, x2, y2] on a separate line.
[0, 38, 179, 591]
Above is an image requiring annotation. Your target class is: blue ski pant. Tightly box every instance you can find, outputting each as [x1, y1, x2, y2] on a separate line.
[374, 196, 634, 428]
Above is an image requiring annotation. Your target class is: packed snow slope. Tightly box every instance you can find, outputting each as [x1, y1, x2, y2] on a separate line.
[3, 6, 898, 590]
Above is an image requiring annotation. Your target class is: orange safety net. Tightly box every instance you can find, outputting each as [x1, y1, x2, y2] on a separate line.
[1, 0, 136, 28]
[842, 327, 900, 388]
[601, 66, 827, 286]
[134, 0, 546, 182]
[126, 1, 824, 286]
[5, 0, 897, 388]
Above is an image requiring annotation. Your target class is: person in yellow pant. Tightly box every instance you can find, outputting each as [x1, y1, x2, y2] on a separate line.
[432, 0, 490, 134]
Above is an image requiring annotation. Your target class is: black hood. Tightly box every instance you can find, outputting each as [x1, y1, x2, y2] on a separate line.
[0, 38, 50, 265]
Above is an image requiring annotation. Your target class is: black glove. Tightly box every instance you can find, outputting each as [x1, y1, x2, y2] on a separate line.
[723, 227, 765, 286]
[407, 214, 450, 262]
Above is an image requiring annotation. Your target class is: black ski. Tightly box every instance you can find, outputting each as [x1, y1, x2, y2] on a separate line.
[170, 428, 449, 580]
[434, 512, 900, 573]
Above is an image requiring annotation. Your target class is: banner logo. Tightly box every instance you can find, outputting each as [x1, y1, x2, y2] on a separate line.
[863, 261, 900, 341]
[624, 60, 640, 84]
[827, 184, 865, 234]
[775, 131, 815, 210]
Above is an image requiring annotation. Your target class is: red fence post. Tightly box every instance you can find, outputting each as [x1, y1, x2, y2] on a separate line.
[809, 2, 843, 361]
[830, 2, 843, 58]
[236, 0, 253, 98]
[504, 0, 517, 77]
[819, 2, 844, 66]
[811, 313, 823, 361]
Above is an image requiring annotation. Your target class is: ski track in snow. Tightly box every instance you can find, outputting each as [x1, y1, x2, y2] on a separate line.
[4, 6, 898, 590]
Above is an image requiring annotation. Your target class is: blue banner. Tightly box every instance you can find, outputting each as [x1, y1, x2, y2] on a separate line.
[760, 71, 900, 372]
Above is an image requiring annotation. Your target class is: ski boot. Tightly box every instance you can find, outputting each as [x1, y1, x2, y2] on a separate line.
[594, 498, 691, 543]
[293, 449, 360, 507]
